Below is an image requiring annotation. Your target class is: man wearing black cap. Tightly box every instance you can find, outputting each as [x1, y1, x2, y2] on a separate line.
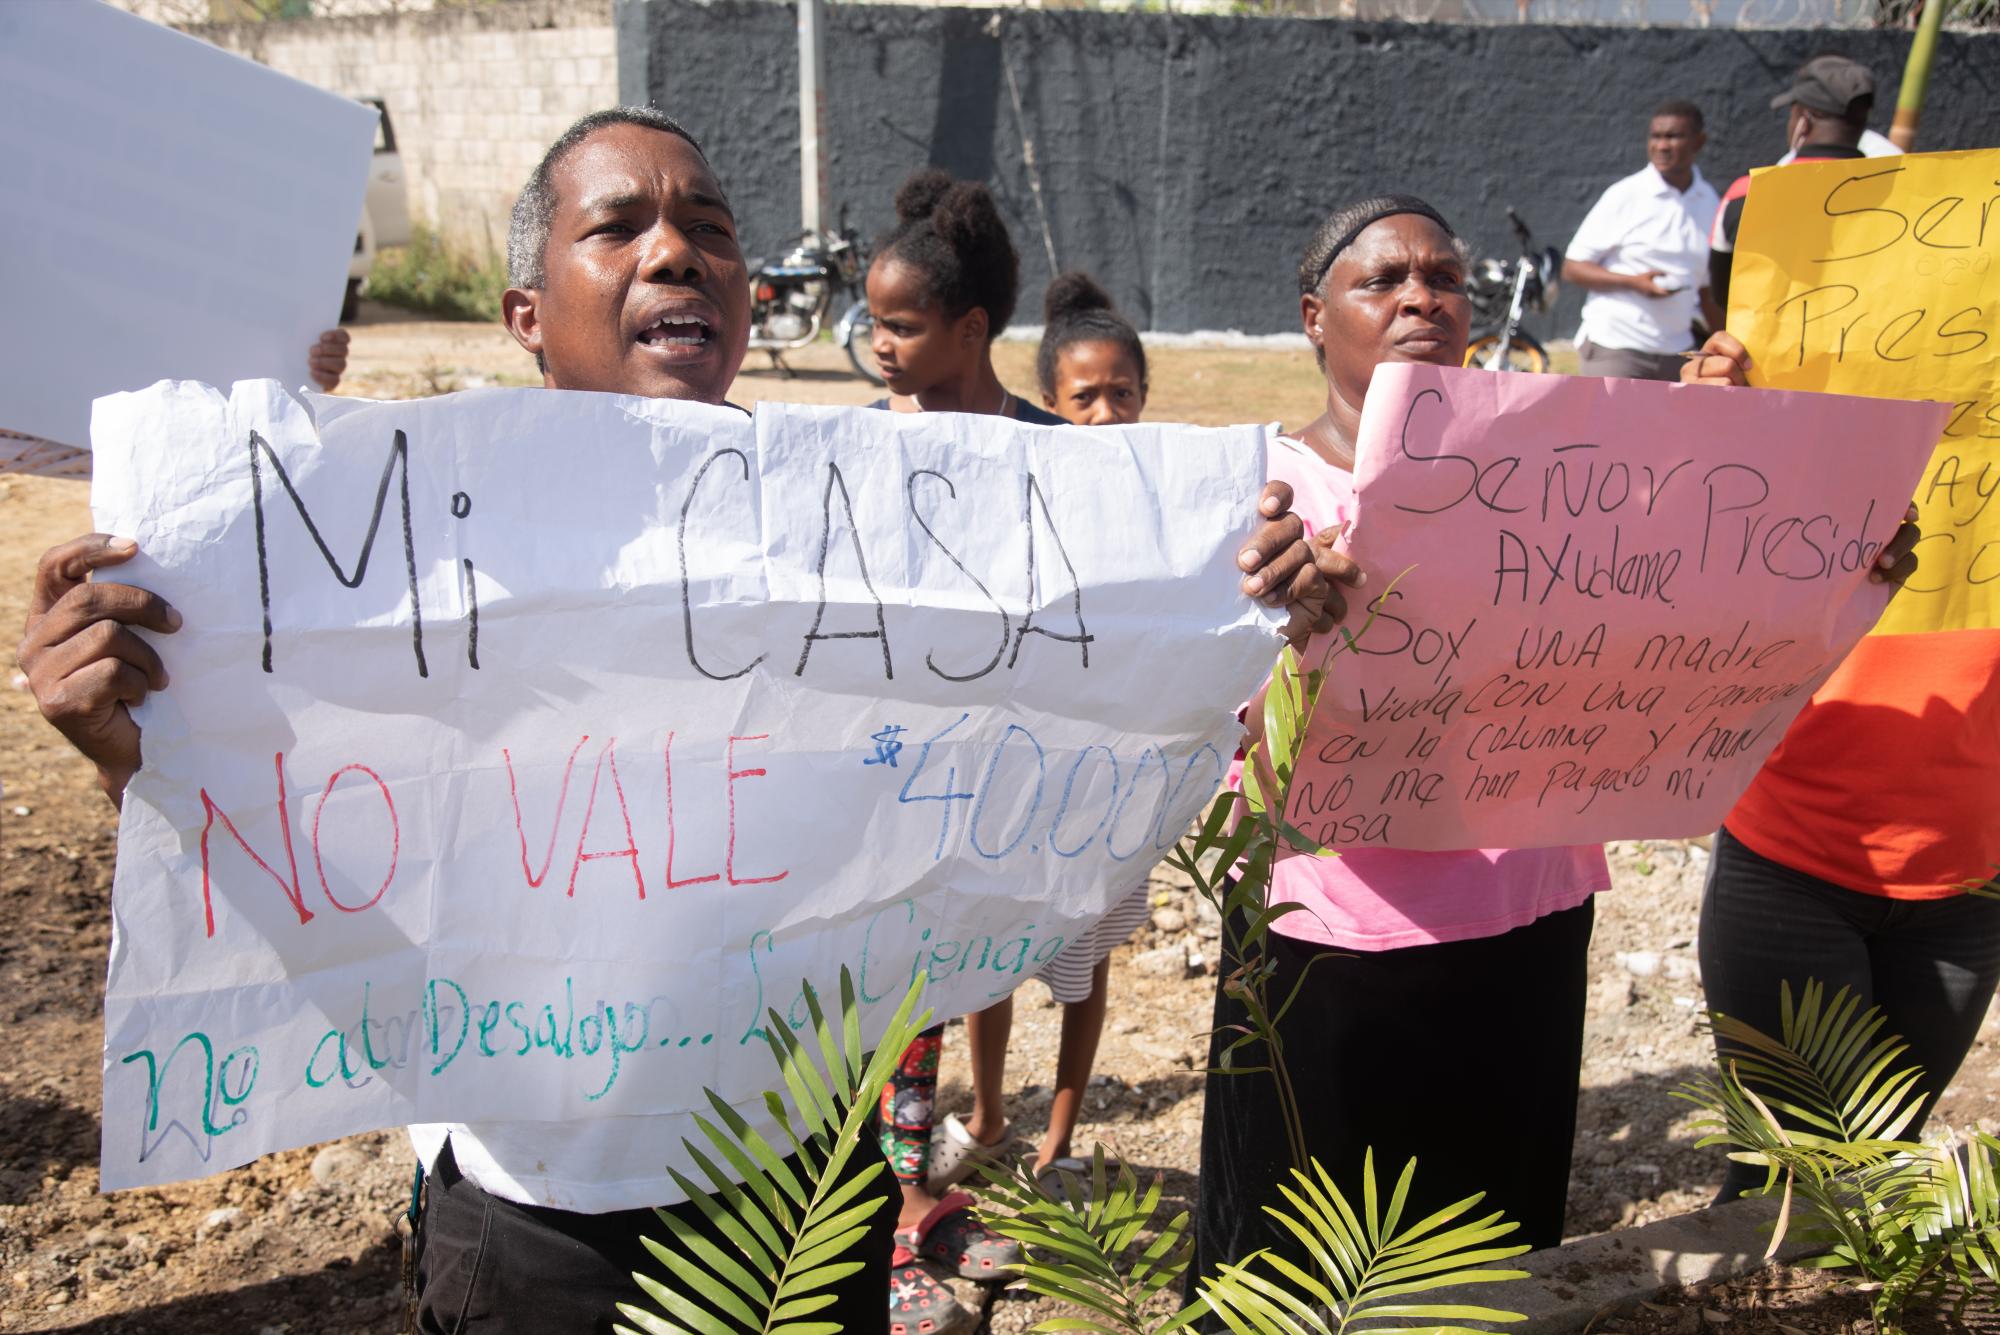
[1707, 54, 1880, 310]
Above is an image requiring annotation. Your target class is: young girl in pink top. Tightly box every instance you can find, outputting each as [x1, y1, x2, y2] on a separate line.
[1189, 196, 1611, 1299]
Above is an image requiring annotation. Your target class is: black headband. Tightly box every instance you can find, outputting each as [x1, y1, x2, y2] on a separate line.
[1309, 200, 1456, 290]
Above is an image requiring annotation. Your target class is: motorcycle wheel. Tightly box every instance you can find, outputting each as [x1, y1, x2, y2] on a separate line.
[839, 301, 885, 386]
[1462, 332, 1550, 373]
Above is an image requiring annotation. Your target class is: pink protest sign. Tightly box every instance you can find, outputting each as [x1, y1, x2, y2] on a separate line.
[1291, 363, 1946, 852]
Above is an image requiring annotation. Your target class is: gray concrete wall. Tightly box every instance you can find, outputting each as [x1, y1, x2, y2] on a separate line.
[618, 0, 1998, 337]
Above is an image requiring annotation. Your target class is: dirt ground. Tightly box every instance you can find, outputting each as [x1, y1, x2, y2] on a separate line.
[1613, 1264, 2000, 1335]
[3, 309, 1996, 1332]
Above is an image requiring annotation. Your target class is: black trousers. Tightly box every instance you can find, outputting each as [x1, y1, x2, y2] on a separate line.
[1700, 826, 2000, 1201]
[413, 1136, 898, 1334]
[1188, 899, 1594, 1305]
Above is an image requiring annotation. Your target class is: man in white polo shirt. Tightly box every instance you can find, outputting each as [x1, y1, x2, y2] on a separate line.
[1562, 99, 1721, 382]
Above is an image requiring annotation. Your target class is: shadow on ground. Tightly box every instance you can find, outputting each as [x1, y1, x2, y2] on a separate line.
[46, 1237, 405, 1335]
[0, 1088, 101, 1203]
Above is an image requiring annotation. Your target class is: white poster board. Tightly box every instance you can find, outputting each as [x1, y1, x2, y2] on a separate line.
[92, 384, 1281, 1192]
[0, 1, 376, 450]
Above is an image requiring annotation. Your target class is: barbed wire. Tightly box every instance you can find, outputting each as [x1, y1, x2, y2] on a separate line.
[1172, 0, 1994, 28]
[119, 0, 1999, 36]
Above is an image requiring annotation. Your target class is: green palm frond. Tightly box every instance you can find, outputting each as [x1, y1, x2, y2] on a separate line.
[1197, 1152, 1529, 1335]
[1892, 1131, 2000, 1309]
[978, 1150, 1526, 1335]
[614, 968, 931, 1335]
[1162, 645, 1342, 1174]
[974, 1148, 1197, 1335]
[1700, 980, 1928, 1150]
[1679, 980, 2000, 1330]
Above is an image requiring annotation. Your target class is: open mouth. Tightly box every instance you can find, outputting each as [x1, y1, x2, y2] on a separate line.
[636, 314, 714, 349]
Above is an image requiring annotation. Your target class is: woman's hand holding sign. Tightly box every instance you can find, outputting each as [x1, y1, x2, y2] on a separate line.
[1242, 480, 1368, 649]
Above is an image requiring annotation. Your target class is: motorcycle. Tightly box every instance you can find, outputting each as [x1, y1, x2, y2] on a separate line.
[748, 205, 882, 384]
[1462, 208, 1563, 373]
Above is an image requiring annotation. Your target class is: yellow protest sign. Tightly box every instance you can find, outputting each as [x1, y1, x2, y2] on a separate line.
[1729, 148, 1999, 636]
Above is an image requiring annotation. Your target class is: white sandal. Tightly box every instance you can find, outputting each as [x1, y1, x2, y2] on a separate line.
[1035, 1155, 1107, 1206]
[924, 1113, 1008, 1194]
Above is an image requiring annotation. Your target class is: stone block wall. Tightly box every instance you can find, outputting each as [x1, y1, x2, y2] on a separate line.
[192, 0, 618, 256]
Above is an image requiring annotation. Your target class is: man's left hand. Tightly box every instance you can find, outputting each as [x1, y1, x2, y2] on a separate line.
[308, 328, 351, 392]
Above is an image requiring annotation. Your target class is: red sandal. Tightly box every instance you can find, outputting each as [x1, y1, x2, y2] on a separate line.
[905, 1191, 1023, 1283]
[889, 1235, 968, 1335]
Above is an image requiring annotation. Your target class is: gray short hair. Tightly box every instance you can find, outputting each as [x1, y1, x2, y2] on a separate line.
[506, 107, 709, 290]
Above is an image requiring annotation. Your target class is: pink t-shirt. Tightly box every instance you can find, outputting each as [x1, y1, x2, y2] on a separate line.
[1255, 434, 1609, 952]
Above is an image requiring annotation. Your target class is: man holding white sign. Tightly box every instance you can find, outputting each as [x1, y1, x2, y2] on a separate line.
[17, 108, 1354, 1333]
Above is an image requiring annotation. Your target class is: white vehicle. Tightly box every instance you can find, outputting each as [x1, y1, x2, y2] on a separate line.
[345, 97, 413, 321]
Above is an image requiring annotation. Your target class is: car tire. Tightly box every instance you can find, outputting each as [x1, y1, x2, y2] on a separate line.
[1462, 332, 1549, 373]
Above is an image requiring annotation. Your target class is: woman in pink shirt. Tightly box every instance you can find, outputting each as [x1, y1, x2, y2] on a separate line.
[1189, 197, 1611, 1297]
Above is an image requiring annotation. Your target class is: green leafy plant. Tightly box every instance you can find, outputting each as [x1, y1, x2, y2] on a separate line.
[977, 1148, 1528, 1335]
[615, 969, 931, 1335]
[1199, 1153, 1527, 1335]
[1679, 979, 2000, 1331]
[365, 223, 507, 323]
[1163, 634, 1363, 1170]
[977, 1148, 1200, 1335]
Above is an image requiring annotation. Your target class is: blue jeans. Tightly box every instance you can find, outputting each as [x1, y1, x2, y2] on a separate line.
[1699, 826, 2000, 1201]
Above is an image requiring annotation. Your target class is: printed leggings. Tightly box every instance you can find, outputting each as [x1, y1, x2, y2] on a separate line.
[1700, 826, 2000, 1201]
[879, 1025, 946, 1185]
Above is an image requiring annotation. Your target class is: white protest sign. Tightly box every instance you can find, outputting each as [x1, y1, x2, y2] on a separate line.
[92, 384, 1279, 1192]
[0, 2, 375, 450]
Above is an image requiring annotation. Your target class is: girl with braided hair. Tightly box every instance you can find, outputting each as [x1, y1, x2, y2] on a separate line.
[1035, 271, 1147, 426]
[864, 168, 1044, 1335]
[865, 172, 1369, 1335]
[865, 168, 1063, 424]
[929, 274, 1154, 1213]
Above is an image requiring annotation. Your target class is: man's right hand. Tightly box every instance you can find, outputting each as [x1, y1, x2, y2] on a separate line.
[17, 535, 180, 807]
[1627, 270, 1676, 298]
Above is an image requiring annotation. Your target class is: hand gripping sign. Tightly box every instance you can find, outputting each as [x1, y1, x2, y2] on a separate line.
[92, 383, 1281, 1192]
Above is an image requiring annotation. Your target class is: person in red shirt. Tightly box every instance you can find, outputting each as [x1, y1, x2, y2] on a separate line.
[1683, 302, 2000, 1201]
